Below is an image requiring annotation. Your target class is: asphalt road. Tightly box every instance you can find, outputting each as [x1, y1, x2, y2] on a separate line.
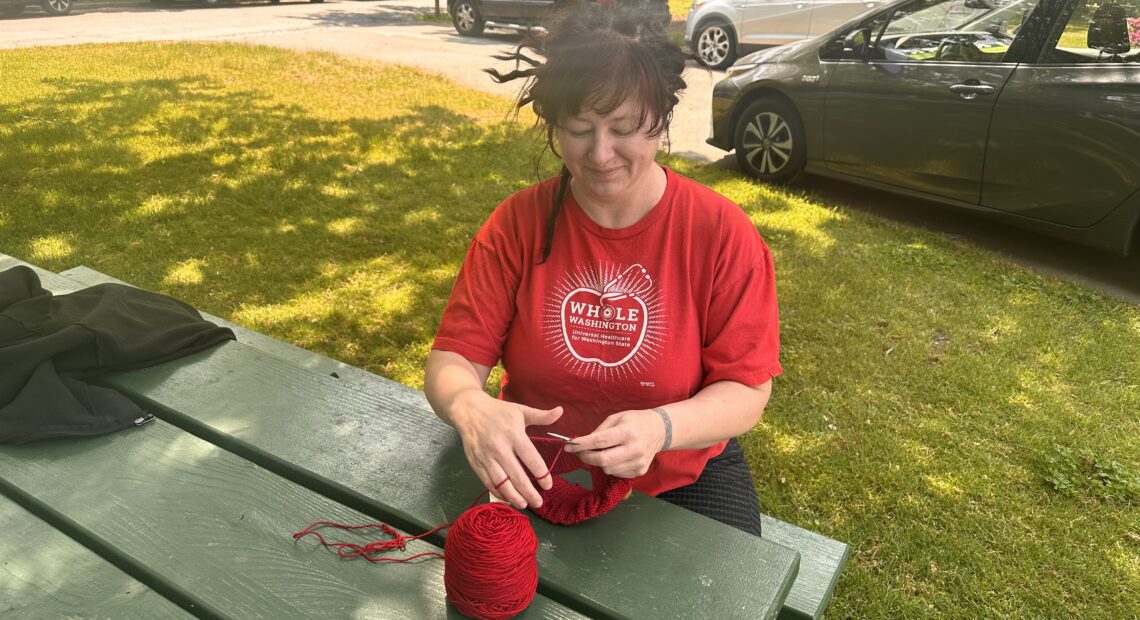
[3, 0, 1138, 303]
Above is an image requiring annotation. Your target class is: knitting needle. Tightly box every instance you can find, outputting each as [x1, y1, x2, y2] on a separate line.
[546, 432, 579, 446]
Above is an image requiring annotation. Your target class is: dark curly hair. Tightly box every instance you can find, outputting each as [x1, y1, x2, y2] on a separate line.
[486, 0, 694, 263]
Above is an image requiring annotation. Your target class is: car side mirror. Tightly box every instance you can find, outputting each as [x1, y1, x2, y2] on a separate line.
[843, 28, 872, 59]
[1087, 3, 1130, 55]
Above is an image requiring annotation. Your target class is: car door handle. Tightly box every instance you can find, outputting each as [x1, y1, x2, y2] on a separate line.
[949, 83, 995, 100]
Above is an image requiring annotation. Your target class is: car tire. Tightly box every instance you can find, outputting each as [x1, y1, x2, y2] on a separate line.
[694, 21, 736, 70]
[733, 97, 806, 185]
[450, 0, 485, 37]
[40, 0, 72, 15]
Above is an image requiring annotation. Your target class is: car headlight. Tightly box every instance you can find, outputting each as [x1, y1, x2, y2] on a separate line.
[725, 62, 759, 77]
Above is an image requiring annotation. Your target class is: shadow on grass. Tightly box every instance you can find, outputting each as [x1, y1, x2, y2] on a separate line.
[0, 71, 549, 381]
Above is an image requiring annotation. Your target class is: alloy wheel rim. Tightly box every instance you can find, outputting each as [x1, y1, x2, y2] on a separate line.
[46, 0, 68, 10]
[697, 27, 729, 65]
[742, 111, 793, 175]
[456, 4, 475, 30]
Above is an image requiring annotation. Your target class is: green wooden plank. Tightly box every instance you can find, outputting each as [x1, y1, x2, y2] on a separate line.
[0, 421, 583, 620]
[762, 516, 850, 620]
[0, 495, 190, 619]
[0, 254, 85, 295]
[101, 343, 800, 620]
[51, 262, 847, 620]
[0, 254, 22, 271]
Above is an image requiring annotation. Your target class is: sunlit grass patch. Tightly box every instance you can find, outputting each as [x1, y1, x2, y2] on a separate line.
[163, 258, 208, 286]
[29, 234, 76, 262]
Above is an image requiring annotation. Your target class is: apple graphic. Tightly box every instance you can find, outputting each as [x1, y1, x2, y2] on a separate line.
[559, 264, 654, 367]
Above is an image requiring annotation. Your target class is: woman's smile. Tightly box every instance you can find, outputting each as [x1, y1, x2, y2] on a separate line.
[585, 165, 623, 178]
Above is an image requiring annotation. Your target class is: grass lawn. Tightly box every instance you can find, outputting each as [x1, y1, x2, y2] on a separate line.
[1, 43, 1138, 618]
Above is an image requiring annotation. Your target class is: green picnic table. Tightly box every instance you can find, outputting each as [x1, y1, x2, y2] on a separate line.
[0, 254, 849, 619]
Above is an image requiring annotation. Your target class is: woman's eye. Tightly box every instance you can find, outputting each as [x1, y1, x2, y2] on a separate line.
[568, 130, 591, 138]
[612, 128, 636, 137]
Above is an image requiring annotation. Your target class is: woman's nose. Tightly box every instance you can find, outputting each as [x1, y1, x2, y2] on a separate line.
[588, 133, 614, 163]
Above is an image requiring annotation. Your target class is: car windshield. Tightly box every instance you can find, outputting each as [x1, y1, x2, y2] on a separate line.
[886, 0, 1036, 34]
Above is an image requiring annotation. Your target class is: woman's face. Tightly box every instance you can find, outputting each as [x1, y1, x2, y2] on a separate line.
[556, 98, 661, 205]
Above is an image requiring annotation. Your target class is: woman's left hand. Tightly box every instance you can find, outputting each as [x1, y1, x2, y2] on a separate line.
[563, 409, 667, 478]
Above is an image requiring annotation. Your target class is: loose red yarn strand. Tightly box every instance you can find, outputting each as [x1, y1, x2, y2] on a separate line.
[293, 443, 568, 564]
[292, 521, 451, 563]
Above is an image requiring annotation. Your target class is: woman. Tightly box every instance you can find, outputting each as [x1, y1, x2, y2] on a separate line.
[424, 0, 780, 536]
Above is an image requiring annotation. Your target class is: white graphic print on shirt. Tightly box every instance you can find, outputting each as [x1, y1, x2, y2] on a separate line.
[543, 262, 666, 380]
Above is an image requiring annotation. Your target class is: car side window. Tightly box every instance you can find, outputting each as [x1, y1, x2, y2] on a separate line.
[868, 0, 1043, 62]
[819, 14, 891, 60]
[1041, 0, 1140, 63]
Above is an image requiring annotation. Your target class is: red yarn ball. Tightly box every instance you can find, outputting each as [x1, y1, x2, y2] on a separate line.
[443, 502, 539, 620]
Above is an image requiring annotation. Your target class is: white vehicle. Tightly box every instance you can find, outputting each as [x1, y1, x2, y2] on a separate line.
[685, 0, 886, 68]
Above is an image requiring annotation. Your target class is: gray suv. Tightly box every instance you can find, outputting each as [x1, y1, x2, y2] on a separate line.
[448, 0, 667, 37]
[1, 0, 71, 17]
[448, 0, 557, 36]
[685, 0, 886, 68]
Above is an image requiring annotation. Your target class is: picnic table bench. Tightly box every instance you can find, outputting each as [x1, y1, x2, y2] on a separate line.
[1, 253, 849, 619]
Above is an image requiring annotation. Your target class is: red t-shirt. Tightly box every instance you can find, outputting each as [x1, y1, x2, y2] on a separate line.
[432, 167, 781, 495]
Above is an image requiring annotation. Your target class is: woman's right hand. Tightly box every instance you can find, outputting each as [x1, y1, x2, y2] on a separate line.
[451, 393, 563, 510]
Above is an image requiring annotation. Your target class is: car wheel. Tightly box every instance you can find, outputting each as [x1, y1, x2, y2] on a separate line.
[41, 0, 72, 15]
[733, 97, 806, 185]
[694, 21, 736, 70]
[451, 0, 484, 37]
[1, 4, 25, 15]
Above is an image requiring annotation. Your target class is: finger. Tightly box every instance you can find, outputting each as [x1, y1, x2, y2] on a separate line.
[463, 446, 501, 498]
[499, 449, 544, 508]
[565, 420, 623, 453]
[472, 461, 508, 503]
[515, 436, 556, 492]
[482, 461, 529, 509]
[598, 452, 650, 479]
[574, 442, 630, 469]
[521, 405, 564, 428]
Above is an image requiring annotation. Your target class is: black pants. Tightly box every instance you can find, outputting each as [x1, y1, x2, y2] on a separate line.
[656, 438, 762, 536]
